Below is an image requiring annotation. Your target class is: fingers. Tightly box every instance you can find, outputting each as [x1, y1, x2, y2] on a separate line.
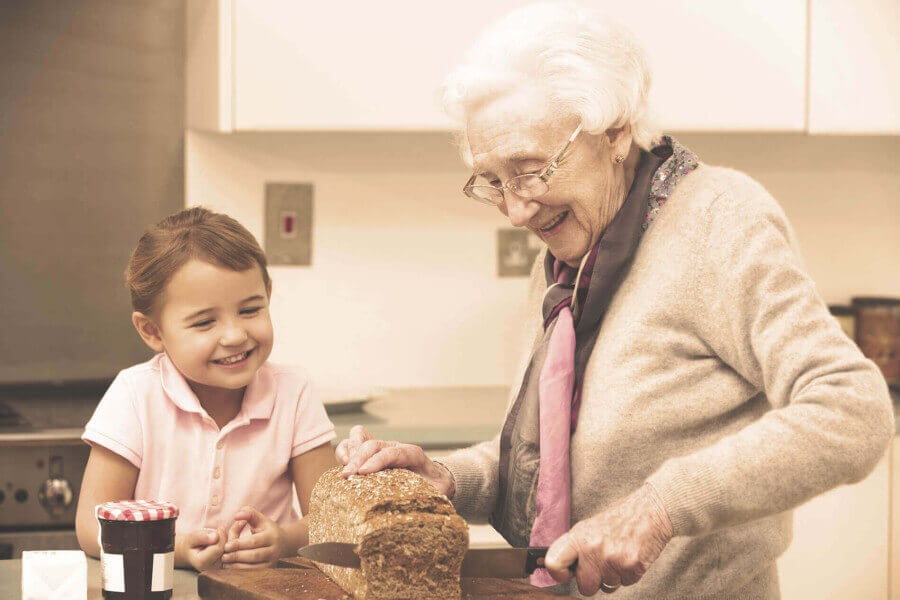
[224, 507, 268, 551]
[195, 538, 225, 563]
[335, 425, 375, 465]
[341, 438, 400, 476]
[356, 444, 426, 475]
[190, 528, 227, 571]
[545, 534, 617, 596]
[545, 533, 578, 584]
[227, 519, 247, 544]
[222, 546, 273, 566]
[186, 528, 220, 549]
[222, 532, 273, 565]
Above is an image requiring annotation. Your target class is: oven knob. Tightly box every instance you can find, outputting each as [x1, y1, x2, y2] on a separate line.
[38, 478, 73, 517]
[0, 489, 4, 504]
[14, 489, 28, 503]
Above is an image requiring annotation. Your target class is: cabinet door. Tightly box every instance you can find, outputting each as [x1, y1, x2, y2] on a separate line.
[808, 0, 900, 134]
[778, 452, 890, 600]
[229, 0, 806, 131]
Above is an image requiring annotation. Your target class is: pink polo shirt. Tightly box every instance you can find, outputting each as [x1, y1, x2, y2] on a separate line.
[83, 353, 336, 535]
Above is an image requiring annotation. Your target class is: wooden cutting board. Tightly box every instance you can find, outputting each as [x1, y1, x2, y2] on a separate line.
[197, 557, 561, 599]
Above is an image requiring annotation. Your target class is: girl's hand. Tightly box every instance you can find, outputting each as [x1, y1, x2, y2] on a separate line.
[543, 484, 674, 595]
[221, 506, 286, 568]
[178, 528, 226, 572]
[336, 425, 455, 498]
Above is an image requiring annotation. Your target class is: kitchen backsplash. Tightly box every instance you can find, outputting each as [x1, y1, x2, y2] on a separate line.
[186, 131, 900, 388]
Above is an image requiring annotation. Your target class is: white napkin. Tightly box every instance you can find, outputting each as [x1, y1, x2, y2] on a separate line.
[21, 550, 87, 600]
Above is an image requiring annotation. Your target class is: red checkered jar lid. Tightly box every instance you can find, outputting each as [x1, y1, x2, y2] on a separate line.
[95, 500, 179, 521]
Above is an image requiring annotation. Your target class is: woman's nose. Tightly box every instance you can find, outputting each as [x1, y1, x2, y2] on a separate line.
[503, 194, 541, 227]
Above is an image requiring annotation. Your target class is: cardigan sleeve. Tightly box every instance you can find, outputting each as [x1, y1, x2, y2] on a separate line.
[646, 173, 894, 537]
[436, 436, 502, 523]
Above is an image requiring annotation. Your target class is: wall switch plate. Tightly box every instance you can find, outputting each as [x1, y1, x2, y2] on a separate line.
[497, 228, 541, 277]
[265, 183, 313, 266]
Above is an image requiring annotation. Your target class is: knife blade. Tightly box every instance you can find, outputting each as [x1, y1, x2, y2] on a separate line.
[298, 543, 554, 578]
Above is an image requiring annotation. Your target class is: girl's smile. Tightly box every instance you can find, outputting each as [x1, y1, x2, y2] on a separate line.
[211, 347, 256, 368]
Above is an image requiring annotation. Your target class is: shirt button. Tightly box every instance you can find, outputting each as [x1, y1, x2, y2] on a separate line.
[211, 495, 219, 506]
[216, 440, 224, 450]
[213, 467, 221, 479]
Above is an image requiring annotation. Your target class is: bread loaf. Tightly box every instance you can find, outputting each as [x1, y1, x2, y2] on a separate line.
[308, 467, 469, 599]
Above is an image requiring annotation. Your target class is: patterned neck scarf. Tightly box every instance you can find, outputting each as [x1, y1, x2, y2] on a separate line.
[490, 137, 699, 586]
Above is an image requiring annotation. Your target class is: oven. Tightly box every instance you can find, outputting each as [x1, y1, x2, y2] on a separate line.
[0, 385, 101, 559]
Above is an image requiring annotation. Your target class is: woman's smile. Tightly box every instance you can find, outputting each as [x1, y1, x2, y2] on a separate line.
[536, 210, 569, 239]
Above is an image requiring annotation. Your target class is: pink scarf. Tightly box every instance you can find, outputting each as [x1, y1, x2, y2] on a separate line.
[489, 139, 698, 587]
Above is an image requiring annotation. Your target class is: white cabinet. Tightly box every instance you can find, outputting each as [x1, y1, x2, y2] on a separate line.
[808, 0, 900, 134]
[187, 0, 807, 132]
[778, 451, 891, 600]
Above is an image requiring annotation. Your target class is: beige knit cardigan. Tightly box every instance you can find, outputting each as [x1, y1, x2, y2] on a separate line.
[440, 164, 895, 599]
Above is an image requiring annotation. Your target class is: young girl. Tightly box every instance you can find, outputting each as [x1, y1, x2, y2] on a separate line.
[75, 207, 337, 571]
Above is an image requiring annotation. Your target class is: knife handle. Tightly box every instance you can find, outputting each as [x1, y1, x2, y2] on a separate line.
[525, 547, 577, 575]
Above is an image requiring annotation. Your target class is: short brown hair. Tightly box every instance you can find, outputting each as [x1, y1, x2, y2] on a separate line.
[126, 207, 271, 315]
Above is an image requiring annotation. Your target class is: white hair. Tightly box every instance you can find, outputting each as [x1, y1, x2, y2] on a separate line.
[441, 2, 660, 165]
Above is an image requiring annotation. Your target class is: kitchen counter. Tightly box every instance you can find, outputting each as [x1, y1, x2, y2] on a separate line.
[2, 384, 895, 448]
[327, 386, 508, 449]
[0, 386, 511, 449]
[1, 556, 200, 599]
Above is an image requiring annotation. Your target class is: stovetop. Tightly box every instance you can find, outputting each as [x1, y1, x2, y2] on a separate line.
[0, 401, 32, 430]
[0, 381, 107, 439]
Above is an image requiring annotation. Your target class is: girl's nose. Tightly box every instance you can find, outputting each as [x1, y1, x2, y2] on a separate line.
[503, 194, 541, 228]
[220, 321, 248, 346]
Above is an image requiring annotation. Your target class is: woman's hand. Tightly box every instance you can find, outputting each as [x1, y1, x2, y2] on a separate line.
[335, 425, 455, 498]
[544, 484, 674, 595]
[177, 528, 227, 571]
[221, 506, 286, 569]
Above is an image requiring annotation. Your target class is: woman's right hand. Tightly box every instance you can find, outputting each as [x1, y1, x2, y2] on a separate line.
[336, 425, 456, 498]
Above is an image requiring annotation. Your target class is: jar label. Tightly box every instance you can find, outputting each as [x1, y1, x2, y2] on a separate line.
[101, 552, 125, 592]
[151, 551, 175, 591]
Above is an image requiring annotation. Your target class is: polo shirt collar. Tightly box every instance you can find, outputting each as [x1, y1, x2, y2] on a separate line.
[156, 353, 276, 422]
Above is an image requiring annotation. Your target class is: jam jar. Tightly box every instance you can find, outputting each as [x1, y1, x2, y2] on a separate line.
[96, 500, 179, 599]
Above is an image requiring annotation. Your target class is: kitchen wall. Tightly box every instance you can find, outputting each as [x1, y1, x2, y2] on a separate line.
[0, 0, 184, 383]
[186, 131, 900, 389]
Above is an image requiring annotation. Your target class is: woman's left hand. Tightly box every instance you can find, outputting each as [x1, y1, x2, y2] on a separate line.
[221, 506, 286, 569]
[544, 484, 674, 595]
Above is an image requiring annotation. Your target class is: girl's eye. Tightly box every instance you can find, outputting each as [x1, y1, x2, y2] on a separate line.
[241, 307, 262, 315]
[191, 320, 213, 328]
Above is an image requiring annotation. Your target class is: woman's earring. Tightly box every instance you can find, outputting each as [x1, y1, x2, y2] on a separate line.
[614, 155, 625, 164]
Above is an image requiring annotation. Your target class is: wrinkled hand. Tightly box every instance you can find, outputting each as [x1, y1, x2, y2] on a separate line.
[544, 484, 674, 595]
[180, 527, 227, 571]
[221, 506, 286, 569]
[335, 425, 455, 498]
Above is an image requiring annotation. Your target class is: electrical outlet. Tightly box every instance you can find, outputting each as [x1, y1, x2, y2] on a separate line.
[497, 228, 541, 277]
[265, 183, 313, 266]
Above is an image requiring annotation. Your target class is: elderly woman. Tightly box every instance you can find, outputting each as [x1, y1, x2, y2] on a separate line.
[338, 3, 894, 598]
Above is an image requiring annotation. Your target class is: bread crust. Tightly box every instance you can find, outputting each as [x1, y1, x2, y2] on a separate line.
[309, 467, 469, 599]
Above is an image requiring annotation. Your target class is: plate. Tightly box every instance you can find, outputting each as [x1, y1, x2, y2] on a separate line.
[319, 386, 384, 415]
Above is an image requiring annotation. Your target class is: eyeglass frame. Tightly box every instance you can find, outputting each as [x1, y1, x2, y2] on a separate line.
[462, 123, 584, 206]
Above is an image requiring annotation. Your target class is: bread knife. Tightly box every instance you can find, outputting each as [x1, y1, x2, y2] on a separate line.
[298, 543, 563, 578]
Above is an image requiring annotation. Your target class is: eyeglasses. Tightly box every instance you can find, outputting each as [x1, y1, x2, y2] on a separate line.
[463, 123, 583, 206]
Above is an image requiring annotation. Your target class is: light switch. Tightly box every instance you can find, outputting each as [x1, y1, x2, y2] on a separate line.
[265, 183, 313, 265]
[497, 228, 541, 277]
